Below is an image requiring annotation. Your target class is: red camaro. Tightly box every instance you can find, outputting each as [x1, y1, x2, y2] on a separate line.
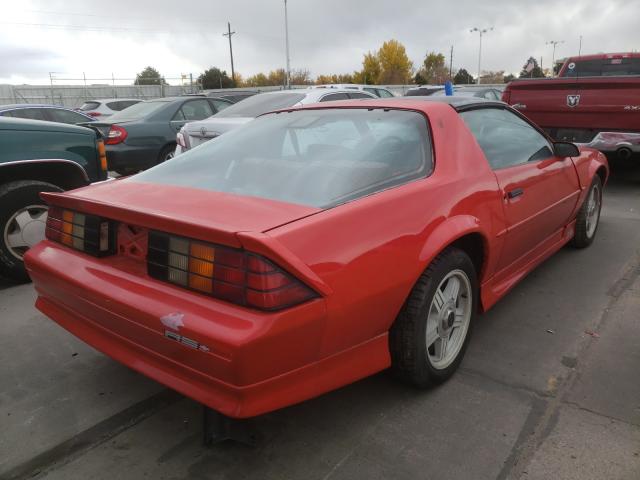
[25, 97, 608, 418]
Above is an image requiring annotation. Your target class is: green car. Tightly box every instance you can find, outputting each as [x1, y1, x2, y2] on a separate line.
[0, 116, 107, 281]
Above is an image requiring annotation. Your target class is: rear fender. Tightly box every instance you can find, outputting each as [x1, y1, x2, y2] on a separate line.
[418, 214, 492, 283]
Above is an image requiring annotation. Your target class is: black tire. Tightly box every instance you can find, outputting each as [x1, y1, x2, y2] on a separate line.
[157, 143, 177, 165]
[0, 180, 63, 282]
[571, 176, 602, 249]
[389, 247, 478, 388]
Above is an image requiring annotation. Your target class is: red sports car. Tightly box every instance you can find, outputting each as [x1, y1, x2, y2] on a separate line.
[25, 97, 608, 418]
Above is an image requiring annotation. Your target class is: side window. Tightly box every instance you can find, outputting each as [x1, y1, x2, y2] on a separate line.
[319, 93, 349, 102]
[209, 99, 232, 113]
[106, 101, 123, 110]
[377, 89, 395, 98]
[9, 108, 47, 121]
[348, 92, 373, 99]
[363, 88, 378, 97]
[460, 108, 553, 170]
[180, 99, 214, 120]
[48, 109, 91, 124]
[172, 109, 186, 121]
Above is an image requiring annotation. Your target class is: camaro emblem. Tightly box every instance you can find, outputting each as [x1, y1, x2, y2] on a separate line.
[567, 95, 580, 108]
[200, 126, 207, 136]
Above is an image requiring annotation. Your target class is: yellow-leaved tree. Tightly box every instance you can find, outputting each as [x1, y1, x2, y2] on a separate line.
[376, 40, 413, 84]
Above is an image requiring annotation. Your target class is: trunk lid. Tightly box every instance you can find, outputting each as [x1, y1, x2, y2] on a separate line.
[41, 177, 320, 248]
[505, 77, 640, 132]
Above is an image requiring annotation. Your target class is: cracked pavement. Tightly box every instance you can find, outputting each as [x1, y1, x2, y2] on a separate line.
[1, 161, 639, 480]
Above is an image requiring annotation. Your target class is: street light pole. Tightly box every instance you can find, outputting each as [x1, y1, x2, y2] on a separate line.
[284, 0, 291, 89]
[546, 40, 564, 77]
[470, 27, 493, 84]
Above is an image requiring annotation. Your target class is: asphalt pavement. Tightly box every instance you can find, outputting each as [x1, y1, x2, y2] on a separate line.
[1, 162, 639, 480]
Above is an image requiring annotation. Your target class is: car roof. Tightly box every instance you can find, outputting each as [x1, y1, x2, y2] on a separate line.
[284, 96, 502, 112]
[83, 98, 142, 102]
[0, 103, 80, 111]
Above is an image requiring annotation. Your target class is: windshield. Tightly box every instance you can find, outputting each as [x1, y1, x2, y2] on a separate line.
[107, 100, 169, 122]
[213, 92, 306, 118]
[132, 108, 432, 208]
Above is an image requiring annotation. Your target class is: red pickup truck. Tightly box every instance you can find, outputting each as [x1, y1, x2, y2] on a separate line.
[502, 53, 640, 160]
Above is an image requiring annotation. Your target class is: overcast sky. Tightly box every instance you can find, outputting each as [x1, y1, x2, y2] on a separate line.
[1, 0, 638, 85]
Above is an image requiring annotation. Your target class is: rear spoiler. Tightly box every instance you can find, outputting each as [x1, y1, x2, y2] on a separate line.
[78, 123, 104, 139]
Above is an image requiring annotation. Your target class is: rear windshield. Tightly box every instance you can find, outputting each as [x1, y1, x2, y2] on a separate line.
[561, 58, 640, 77]
[79, 101, 100, 111]
[213, 92, 306, 118]
[107, 100, 169, 122]
[132, 108, 432, 208]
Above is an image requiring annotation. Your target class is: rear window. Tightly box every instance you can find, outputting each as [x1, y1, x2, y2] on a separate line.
[561, 58, 640, 77]
[214, 92, 306, 118]
[132, 108, 432, 208]
[79, 101, 100, 111]
[107, 100, 169, 122]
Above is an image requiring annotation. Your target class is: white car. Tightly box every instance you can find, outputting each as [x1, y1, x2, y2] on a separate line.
[312, 84, 396, 98]
[77, 98, 142, 119]
[175, 88, 376, 154]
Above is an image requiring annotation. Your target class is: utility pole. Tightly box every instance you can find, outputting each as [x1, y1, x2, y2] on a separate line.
[223, 22, 236, 87]
[284, 0, 291, 89]
[578, 35, 583, 56]
[546, 40, 564, 77]
[470, 27, 493, 84]
[449, 45, 454, 80]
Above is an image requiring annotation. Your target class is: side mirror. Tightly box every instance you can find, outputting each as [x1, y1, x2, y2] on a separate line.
[553, 141, 580, 158]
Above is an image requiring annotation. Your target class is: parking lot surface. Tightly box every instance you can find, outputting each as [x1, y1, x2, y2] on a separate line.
[1, 163, 639, 480]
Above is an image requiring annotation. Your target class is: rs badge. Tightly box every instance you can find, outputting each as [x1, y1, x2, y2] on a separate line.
[567, 95, 580, 107]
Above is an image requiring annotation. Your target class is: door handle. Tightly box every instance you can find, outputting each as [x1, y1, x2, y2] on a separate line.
[506, 188, 524, 199]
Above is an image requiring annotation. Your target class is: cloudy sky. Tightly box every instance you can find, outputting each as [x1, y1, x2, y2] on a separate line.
[1, 0, 638, 85]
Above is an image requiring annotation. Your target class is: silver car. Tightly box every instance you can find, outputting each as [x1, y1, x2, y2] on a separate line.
[175, 88, 376, 154]
[77, 98, 142, 119]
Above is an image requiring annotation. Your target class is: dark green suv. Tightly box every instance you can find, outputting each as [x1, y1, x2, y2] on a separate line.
[0, 117, 107, 281]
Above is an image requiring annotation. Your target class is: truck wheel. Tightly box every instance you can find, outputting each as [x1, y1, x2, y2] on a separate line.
[571, 176, 602, 249]
[389, 247, 478, 387]
[0, 180, 62, 282]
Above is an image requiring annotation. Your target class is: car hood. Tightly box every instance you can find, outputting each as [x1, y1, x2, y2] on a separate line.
[183, 117, 253, 137]
[41, 177, 320, 248]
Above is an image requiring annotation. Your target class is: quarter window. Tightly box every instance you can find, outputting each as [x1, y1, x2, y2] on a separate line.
[320, 93, 350, 102]
[460, 108, 553, 170]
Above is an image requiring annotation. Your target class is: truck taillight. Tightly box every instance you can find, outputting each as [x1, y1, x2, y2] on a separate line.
[45, 207, 116, 256]
[147, 231, 317, 311]
[106, 125, 128, 145]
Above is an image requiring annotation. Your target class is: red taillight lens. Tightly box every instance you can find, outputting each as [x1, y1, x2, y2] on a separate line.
[86, 111, 101, 117]
[147, 231, 318, 311]
[176, 132, 186, 148]
[105, 125, 128, 145]
[45, 206, 116, 256]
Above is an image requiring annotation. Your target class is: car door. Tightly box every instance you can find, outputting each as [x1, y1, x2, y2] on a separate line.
[460, 107, 581, 272]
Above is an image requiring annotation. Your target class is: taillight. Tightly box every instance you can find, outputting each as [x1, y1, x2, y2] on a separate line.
[45, 207, 116, 256]
[176, 132, 186, 148]
[97, 139, 108, 172]
[106, 125, 128, 145]
[147, 231, 317, 311]
[86, 111, 101, 117]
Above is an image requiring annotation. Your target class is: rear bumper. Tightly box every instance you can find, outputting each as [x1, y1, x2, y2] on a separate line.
[25, 242, 389, 418]
[105, 144, 159, 171]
